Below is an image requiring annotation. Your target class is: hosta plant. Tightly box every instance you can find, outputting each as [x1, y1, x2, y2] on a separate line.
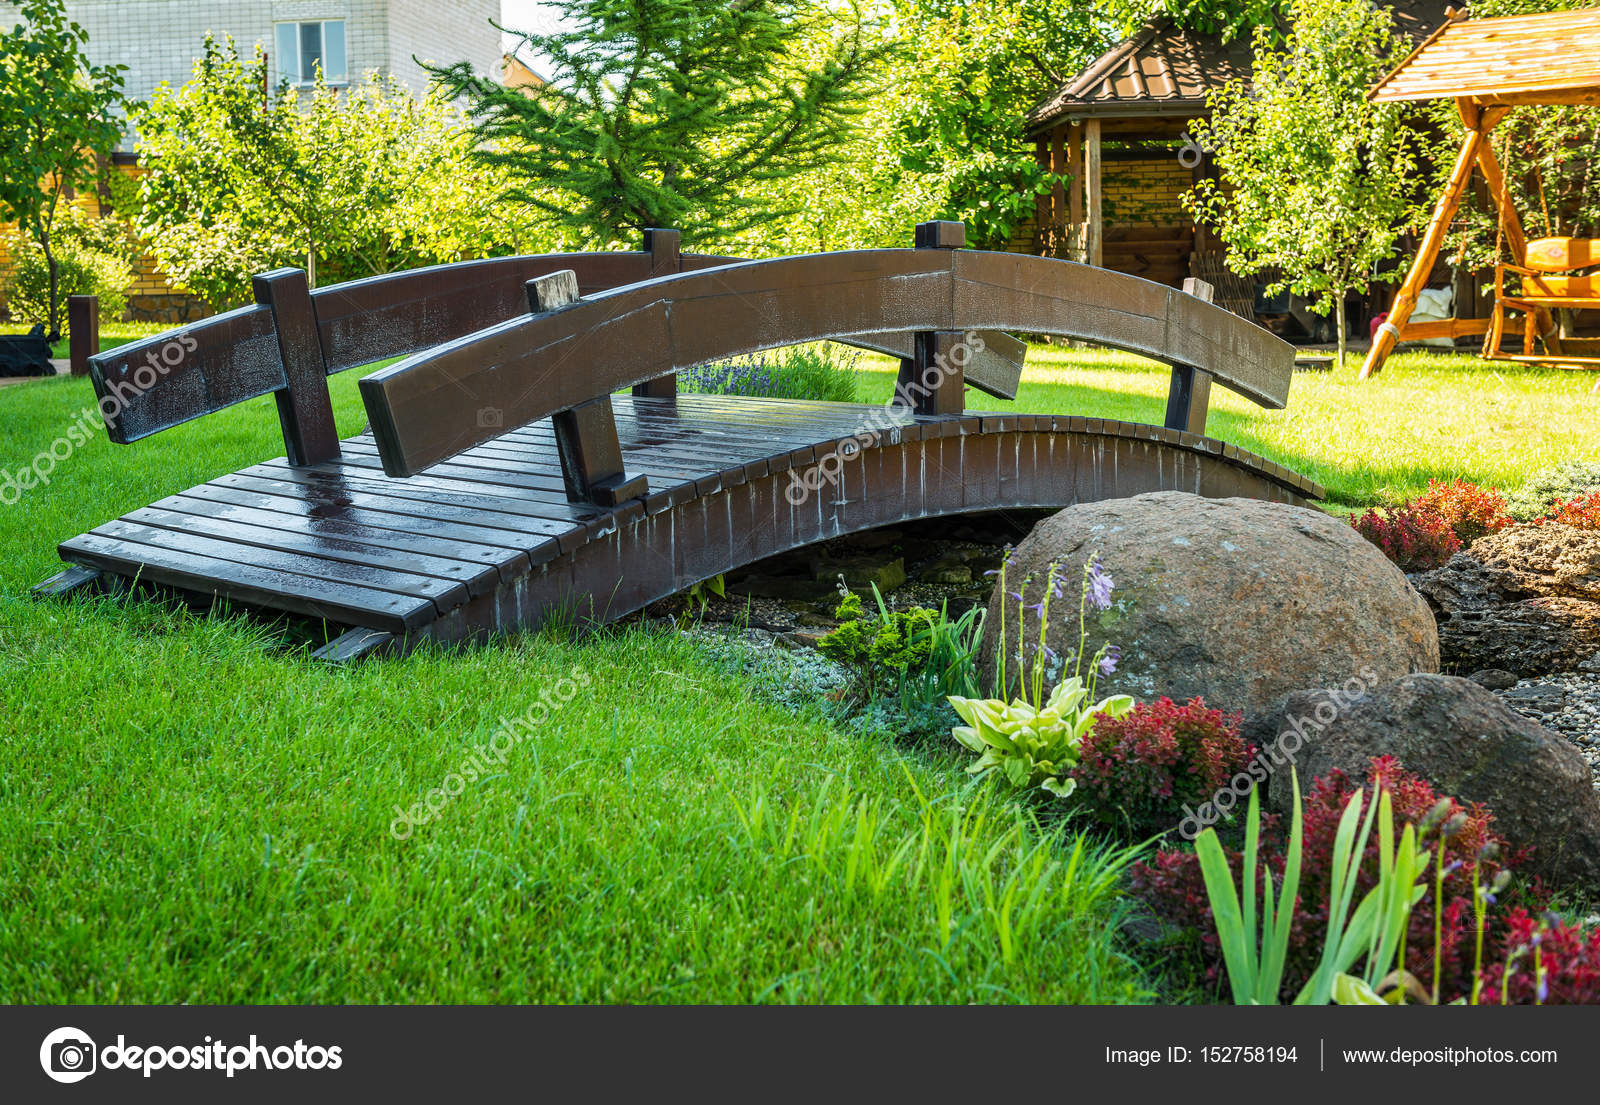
[948, 677, 1134, 798]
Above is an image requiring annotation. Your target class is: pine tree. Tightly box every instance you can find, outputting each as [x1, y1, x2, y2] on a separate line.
[428, 0, 892, 246]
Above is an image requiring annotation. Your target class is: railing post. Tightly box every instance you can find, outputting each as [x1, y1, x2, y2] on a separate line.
[898, 220, 966, 417]
[254, 268, 340, 467]
[67, 295, 98, 377]
[1164, 277, 1216, 436]
[632, 227, 681, 400]
[531, 270, 649, 507]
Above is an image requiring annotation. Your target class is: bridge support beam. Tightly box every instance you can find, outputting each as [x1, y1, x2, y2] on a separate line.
[1164, 278, 1216, 436]
[632, 228, 681, 400]
[899, 221, 967, 417]
[530, 269, 650, 508]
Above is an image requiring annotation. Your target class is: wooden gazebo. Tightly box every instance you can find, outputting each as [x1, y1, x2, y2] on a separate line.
[1360, 6, 1600, 378]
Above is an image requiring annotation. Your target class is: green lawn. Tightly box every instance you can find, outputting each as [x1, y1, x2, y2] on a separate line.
[47, 320, 169, 361]
[0, 369, 1149, 1004]
[1, 346, 1591, 1004]
[853, 346, 1600, 507]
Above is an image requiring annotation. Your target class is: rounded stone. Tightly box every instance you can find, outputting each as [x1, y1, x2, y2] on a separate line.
[979, 491, 1439, 716]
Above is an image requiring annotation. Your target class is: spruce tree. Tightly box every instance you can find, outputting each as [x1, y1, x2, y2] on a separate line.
[428, 0, 891, 246]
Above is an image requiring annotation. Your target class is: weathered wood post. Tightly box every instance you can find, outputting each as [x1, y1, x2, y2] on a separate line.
[531, 269, 649, 507]
[1165, 277, 1216, 436]
[631, 228, 681, 399]
[898, 220, 966, 417]
[67, 295, 98, 377]
[253, 268, 340, 466]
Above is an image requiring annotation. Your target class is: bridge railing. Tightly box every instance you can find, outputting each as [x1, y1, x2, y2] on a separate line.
[358, 220, 1295, 503]
[84, 226, 1027, 467]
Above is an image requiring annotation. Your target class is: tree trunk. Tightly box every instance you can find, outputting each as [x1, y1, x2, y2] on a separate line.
[43, 231, 61, 342]
[1335, 294, 1347, 372]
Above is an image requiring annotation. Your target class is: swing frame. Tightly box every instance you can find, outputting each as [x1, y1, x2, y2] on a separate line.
[1359, 6, 1600, 378]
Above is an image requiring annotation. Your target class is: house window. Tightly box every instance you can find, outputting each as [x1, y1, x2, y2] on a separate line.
[275, 20, 347, 85]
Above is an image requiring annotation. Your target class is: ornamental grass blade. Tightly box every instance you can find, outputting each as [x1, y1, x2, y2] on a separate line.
[1260, 768, 1303, 1003]
[1196, 826, 1253, 1004]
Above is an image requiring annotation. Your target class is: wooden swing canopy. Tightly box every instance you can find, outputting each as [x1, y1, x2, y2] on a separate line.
[1360, 6, 1600, 377]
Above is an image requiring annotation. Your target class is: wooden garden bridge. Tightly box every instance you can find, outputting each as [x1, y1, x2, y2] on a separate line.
[36, 222, 1320, 660]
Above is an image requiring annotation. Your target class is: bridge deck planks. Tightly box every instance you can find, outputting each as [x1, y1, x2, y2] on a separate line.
[57, 394, 1324, 640]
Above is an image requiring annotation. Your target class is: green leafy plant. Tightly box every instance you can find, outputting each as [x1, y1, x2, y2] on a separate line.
[1195, 769, 1435, 1005]
[0, 0, 130, 338]
[948, 677, 1134, 798]
[1, 207, 133, 326]
[817, 585, 935, 704]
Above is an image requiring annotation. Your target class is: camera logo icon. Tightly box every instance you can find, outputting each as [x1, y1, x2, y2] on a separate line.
[40, 1026, 97, 1083]
[477, 406, 504, 428]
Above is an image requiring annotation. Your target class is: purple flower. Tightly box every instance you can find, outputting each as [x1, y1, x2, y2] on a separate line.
[1098, 645, 1122, 676]
[1024, 601, 1046, 618]
[1537, 974, 1550, 1003]
[1006, 591, 1023, 602]
[1086, 557, 1114, 611]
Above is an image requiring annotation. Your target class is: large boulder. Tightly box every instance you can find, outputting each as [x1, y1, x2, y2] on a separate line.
[1412, 524, 1600, 677]
[978, 492, 1438, 718]
[1247, 674, 1600, 893]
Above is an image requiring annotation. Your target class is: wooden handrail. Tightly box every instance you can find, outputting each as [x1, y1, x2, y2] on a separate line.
[360, 247, 1294, 479]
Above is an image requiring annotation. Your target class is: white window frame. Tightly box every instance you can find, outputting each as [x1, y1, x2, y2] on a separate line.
[274, 19, 347, 87]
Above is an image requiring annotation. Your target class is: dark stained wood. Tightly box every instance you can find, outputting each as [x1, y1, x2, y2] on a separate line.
[1164, 277, 1216, 435]
[311, 627, 396, 663]
[67, 295, 98, 377]
[30, 564, 101, 598]
[633, 228, 681, 399]
[899, 332, 966, 416]
[254, 268, 340, 467]
[360, 248, 1295, 478]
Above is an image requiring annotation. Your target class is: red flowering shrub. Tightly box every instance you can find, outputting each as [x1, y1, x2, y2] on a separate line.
[1350, 504, 1461, 572]
[1131, 756, 1526, 1003]
[1480, 908, 1600, 1004]
[1538, 491, 1600, 530]
[1071, 697, 1252, 838]
[1410, 479, 1514, 545]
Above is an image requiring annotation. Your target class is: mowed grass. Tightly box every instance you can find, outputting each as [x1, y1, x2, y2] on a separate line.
[0, 370, 1150, 1004]
[854, 346, 1600, 507]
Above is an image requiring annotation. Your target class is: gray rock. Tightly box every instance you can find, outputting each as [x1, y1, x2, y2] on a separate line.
[1251, 674, 1600, 893]
[979, 492, 1439, 717]
[1501, 683, 1569, 717]
[1469, 668, 1519, 691]
[1413, 525, 1600, 677]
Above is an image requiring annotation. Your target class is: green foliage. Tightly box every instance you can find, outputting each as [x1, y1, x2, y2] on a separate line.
[817, 587, 935, 702]
[1188, 0, 1438, 367]
[1507, 459, 1600, 521]
[430, 0, 891, 247]
[1194, 772, 1303, 1004]
[948, 678, 1135, 798]
[1196, 773, 1434, 1006]
[0, 0, 129, 337]
[2, 205, 133, 326]
[1150, 0, 1286, 40]
[132, 35, 542, 308]
[881, 0, 1115, 249]
[681, 345, 861, 403]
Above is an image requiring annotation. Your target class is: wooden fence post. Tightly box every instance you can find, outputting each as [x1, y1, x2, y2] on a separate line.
[254, 268, 340, 467]
[68, 295, 98, 377]
[897, 220, 966, 417]
[632, 228, 681, 399]
[532, 270, 649, 507]
[1164, 277, 1215, 436]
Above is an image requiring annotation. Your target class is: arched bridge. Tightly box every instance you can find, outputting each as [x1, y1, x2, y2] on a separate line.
[37, 222, 1320, 660]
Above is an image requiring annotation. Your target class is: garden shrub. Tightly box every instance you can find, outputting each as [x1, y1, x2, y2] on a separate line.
[1349, 502, 1461, 571]
[1409, 478, 1513, 545]
[1068, 697, 1252, 839]
[1537, 491, 1600, 530]
[1, 208, 134, 330]
[681, 344, 859, 403]
[1480, 908, 1600, 1005]
[1507, 460, 1600, 521]
[1132, 756, 1528, 1004]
